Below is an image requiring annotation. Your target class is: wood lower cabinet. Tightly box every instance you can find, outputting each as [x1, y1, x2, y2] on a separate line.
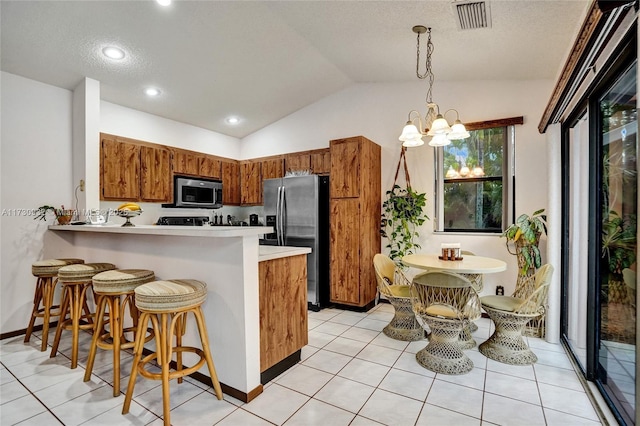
[221, 160, 241, 205]
[259, 254, 308, 372]
[240, 161, 261, 205]
[329, 136, 381, 308]
[140, 145, 171, 202]
[101, 136, 140, 201]
[329, 198, 361, 305]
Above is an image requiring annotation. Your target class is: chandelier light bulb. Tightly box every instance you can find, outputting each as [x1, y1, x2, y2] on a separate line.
[445, 165, 459, 178]
[428, 133, 451, 147]
[459, 165, 470, 177]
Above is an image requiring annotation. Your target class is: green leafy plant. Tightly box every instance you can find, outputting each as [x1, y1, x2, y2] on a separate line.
[504, 208, 547, 275]
[35, 205, 74, 224]
[602, 210, 636, 276]
[381, 185, 429, 263]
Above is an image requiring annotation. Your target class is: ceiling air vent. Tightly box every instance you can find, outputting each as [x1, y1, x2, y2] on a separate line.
[452, 1, 492, 30]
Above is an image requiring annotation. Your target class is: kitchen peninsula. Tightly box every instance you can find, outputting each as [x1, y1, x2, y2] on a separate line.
[44, 224, 310, 402]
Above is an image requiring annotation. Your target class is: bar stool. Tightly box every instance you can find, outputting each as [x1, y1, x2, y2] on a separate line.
[25, 258, 85, 351]
[83, 269, 155, 396]
[123, 279, 223, 425]
[50, 262, 116, 368]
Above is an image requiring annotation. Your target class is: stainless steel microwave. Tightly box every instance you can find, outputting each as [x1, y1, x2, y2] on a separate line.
[164, 175, 223, 209]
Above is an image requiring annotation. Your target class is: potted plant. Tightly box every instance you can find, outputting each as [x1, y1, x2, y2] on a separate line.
[35, 205, 75, 225]
[381, 184, 429, 264]
[504, 208, 547, 277]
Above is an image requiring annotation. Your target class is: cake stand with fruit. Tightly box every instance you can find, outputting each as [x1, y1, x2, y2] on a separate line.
[116, 203, 143, 227]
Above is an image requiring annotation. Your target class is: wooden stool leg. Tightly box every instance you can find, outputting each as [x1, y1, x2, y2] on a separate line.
[193, 307, 223, 399]
[40, 277, 57, 351]
[123, 311, 150, 414]
[176, 314, 184, 384]
[50, 284, 70, 358]
[111, 296, 122, 397]
[24, 277, 44, 345]
[70, 283, 83, 369]
[159, 313, 171, 426]
[84, 294, 108, 382]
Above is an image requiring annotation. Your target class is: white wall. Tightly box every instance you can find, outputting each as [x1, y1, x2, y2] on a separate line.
[1, 72, 74, 333]
[242, 80, 554, 294]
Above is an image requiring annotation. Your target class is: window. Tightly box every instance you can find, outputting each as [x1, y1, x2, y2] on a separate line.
[435, 118, 519, 233]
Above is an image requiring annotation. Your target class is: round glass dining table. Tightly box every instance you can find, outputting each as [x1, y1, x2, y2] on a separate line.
[402, 253, 507, 274]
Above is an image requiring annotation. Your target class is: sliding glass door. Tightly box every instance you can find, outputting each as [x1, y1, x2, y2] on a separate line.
[596, 60, 637, 425]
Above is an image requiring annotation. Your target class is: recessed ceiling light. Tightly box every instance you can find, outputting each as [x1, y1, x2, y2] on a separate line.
[226, 117, 240, 125]
[156, 0, 172, 6]
[102, 46, 125, 60]
[145, 87, 161, 96]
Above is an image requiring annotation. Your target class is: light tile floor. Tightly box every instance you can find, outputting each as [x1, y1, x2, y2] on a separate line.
[1, 303, 604, 425]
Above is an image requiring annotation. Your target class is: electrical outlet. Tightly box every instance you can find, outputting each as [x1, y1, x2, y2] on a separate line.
[79, 179, 85, 192]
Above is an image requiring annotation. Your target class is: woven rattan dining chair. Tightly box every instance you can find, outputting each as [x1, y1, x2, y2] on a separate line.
[373, 254, 424, 341]
[479, 264, 554, 365]
[458, 250, 483, 346]
[411, 271, 481, 375]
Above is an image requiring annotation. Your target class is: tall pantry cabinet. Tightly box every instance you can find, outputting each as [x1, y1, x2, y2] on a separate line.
[329, 136, 381, 308]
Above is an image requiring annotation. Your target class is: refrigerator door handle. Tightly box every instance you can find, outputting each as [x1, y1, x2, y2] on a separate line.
[281, 185, 287, 244]
[276, 186, 282, 246]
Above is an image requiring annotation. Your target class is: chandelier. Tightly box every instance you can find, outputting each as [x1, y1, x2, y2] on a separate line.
[399, 26, 470, 148]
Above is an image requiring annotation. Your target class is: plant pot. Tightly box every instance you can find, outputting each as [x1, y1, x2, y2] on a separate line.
[56, 210, 74, 225]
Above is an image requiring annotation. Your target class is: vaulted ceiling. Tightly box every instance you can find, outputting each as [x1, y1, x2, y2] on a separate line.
[1, 1, 590, 138]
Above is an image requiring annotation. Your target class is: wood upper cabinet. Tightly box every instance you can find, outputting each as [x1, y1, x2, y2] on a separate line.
[329, 136, 381, 308]
[261, 158, 284, 180]
[310, 149, 331, 175]
[199, 155, 222, 179]
[285, 153, 311, 174]
[101, 136, 140, 201]
[221, 160, 241, 206]
[330, 138, 361, 198]
[140, 145, 172, 203]
[240, 161, 262, 205]
[173, 148, 200, 176]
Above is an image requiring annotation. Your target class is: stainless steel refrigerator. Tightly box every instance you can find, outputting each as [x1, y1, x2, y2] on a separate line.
[262, 175, 330, 311]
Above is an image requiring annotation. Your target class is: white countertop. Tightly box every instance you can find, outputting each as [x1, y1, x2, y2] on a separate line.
[49, 224, 273, 238]
[258, 245, 311, 262]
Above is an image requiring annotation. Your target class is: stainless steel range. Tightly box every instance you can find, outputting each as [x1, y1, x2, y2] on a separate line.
[156, 216, 209, 226]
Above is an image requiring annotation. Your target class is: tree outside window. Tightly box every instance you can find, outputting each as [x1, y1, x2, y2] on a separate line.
[435, 122, 516, 233]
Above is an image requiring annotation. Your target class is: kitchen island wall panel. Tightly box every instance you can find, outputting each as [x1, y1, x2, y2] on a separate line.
[45, 225, 268, 401]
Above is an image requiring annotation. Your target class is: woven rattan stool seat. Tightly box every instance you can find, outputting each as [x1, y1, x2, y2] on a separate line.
[58, 263, 117, 283]
[135, 279, 207, 312]
[92, 269, 155, 293]
[32, 258, 84, 277]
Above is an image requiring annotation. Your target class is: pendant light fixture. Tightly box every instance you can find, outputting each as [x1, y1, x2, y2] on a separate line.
[399, 26, 470, 148]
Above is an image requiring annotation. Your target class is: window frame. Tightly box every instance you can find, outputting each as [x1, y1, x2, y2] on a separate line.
[434, 117, 522, 234]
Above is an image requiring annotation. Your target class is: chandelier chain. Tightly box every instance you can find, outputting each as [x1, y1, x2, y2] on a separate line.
[415, 27, 434, 103]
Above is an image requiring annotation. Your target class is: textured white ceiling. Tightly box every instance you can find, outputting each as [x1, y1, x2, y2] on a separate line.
[1, 1, 590, 138]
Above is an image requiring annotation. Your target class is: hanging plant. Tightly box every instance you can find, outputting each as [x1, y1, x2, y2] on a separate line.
[381, 185, 429, 263]
[381, 147, 429, 264]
